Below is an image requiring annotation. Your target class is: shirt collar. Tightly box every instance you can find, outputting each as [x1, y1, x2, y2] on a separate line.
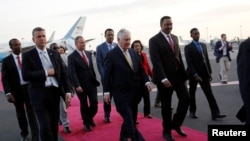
[12, 53, 21, 58]
[36, 46, 47, 53]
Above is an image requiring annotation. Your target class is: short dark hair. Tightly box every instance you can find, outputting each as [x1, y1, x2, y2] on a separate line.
[59, 45, 66, 52]
[131, 40, 144, 51]
[190, 28, 198, 34]
[9, 38, 18, 47]
[75, 36, 83, 44]
[32, 27, 45, 37]
[160, 16, 171, 26]
[49, 43, 58, 50]
[221, 33, 226, 38]
[104, 28, 114, 36]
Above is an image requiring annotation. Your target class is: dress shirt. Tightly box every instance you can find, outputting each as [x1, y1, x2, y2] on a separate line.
[36, 47, 59, 87]
[12, 53, 28, 85]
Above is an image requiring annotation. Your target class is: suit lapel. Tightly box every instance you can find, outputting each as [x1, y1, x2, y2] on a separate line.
[115, 47, 133, 71]
[128, 49, 136, 71]
[74, 50, 88, 68]
[47, 49, 56, 68]
[31, 48, 44, 69]
[8, 55, 20, 81]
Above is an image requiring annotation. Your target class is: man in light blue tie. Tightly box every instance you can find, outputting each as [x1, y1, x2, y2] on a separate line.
[96, 28, 117, 123]
[184, 28, 226, 120]
[22, 27, 72, 141]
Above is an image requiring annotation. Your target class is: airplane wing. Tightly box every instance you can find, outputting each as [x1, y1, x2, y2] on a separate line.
[86, 38, 95, 43]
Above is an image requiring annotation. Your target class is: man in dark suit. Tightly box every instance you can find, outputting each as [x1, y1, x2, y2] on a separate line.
[103, 29, 152, 141]
[237, 37, 250, 125]
[184, 28, 226, 120]
[1, 38, 39, 141]
[22, 27, 72, 141]
[96, 28, 117, 123]
[149, 16, 190, 141]
[214, 33, 233, 84]
[68, 36, 99, 132]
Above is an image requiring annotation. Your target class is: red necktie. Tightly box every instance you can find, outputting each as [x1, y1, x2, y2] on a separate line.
[82, 52, 88, 65]
[167, 35, 175, 52]
[17, 55, 22, 68]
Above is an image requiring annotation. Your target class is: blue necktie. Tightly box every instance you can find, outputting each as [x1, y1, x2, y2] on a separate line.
[196, 43, 202, 54]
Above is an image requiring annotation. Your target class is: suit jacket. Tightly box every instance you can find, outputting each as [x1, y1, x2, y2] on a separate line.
[22, 48, 71, 106]
[214, 40, 232, 63]
[141, 52, 153, 78]
[68, 50, 99, 89]
[184, 41, 212, 78]
[96, 42, 117, 84]
[1, 54, 23, 95]
[103, 46, 149, 102]
[237, 38, 250, 121]
[149, 32, 188, 84]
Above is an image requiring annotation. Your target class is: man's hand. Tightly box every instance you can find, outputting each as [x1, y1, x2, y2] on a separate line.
[146, 82, 153, 92]
[6, 94, 15, 103]
[47, 68, 55, 76]
[65, 93, 72, 108]
[163, 80, 172, 88]
[76, 86, 83, 93]
[104, 94, 110, 104]
[195, 76, 203, 82]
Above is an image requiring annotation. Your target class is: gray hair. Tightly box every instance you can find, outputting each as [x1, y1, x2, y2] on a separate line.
[117, 28, 131, 39]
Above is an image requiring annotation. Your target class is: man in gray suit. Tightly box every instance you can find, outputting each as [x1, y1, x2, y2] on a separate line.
[96, 28, 117, 123]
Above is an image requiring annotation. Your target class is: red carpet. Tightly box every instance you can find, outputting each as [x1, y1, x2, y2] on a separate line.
[0, 74, 207, 140]
[59, 96, 207, 141]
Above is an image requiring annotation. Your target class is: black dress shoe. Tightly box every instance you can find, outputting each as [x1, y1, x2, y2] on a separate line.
[64, 126, 71, 133]
[212, 114, 226, 120]
[90, 120, 96, 127]
[144, 114, 153, 118]
[104, 117, 111, 123]
[190, 112, 198, 119]
[163, 133, 174, 141]
[84, 125, 92, 131]
[221, 81, 227, 84]
[172, 127, 187, 137]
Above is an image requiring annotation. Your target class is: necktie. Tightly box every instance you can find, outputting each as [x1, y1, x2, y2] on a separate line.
[196, 43, 203, 54]
[40, 51, 58, 87]
[167, 35, 175, 52]
[82, 52, 88, 65]
[16, 55, 22, 68]
[108, 44, 112, 51]
[124, 50, 133, 70]
[40, 51, 52, 69]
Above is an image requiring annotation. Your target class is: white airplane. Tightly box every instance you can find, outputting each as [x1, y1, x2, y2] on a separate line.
[0, 31, 55, 63]
[47, 16, 94, 55]
[0, 16, 94, 63]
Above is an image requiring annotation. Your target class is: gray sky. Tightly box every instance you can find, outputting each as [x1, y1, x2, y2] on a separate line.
[0, 0, 249, 48]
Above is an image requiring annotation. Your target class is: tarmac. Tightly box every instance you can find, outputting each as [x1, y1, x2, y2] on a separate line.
[0, 44, 244, 141]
